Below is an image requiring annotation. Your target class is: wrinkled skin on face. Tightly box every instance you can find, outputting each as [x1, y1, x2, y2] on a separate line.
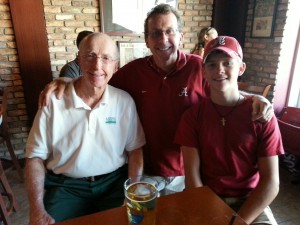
[78, 33, 119, 92]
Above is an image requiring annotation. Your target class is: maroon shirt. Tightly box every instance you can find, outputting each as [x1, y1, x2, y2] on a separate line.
[110, 51, 208, 177]
[175, 98, 284, 197]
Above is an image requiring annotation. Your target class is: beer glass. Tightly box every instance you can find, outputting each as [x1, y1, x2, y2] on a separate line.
[124, 176, 158, 225]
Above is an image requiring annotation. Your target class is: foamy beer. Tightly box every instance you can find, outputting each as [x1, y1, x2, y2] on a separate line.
[124, 176, 158, 225]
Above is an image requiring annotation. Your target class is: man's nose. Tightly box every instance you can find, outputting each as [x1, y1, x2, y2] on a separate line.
[157, 31, 169, 42]
[93, 57, 104, 67]
[217, 64, 225, 73]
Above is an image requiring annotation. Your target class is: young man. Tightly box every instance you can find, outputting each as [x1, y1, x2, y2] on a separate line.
[39, 4, 273, 195]
[25, 33, 145, 224]
[175, 36, 284, 225]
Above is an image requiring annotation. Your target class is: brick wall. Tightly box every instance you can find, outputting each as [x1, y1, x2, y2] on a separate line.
[46, 0, 214, 78]
[0, 0, 289, 158]
[242, 0, 288, 101]
[44, 0, 101, 78]
[0, 0, 28, 158]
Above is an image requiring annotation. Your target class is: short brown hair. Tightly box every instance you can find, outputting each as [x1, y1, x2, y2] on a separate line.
[144, 4, 182, 39]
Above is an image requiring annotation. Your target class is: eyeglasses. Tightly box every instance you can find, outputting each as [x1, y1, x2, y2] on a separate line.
[146, 28, 179, 39]
[82, 53, 116, 64]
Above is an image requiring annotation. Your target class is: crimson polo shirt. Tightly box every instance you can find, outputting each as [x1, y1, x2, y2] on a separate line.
[109, 50, 209, 177]
[175, 98, 284, 197]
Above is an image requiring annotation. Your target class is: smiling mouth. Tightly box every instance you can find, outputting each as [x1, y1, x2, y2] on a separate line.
[89, 72, 105, 77]
[214, 77, 227, 81]
[158, 46, 172, 51]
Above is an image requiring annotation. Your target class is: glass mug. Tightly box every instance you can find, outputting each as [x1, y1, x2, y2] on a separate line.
[124, 176, 159, 225]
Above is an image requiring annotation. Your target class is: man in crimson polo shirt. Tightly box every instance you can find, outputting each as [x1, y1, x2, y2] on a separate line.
[109, 4, 208, 193]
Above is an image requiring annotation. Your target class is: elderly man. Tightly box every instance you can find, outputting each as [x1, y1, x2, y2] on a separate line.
[25, 33, 145, 224]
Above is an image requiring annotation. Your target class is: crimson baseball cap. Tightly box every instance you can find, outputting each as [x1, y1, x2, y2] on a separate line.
[203, 36, 243, 63]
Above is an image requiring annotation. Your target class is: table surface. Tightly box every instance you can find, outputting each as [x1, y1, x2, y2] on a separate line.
[55, 186, 247, 225]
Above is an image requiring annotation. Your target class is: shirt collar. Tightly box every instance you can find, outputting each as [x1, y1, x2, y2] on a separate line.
[175, 50, 187, 70]
[71, 83, 110, 110]
[147, 50, 187, 77]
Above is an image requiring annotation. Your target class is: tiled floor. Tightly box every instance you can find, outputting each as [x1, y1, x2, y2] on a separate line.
[270, 167, 300, 225]
[3, 166, 300, 225]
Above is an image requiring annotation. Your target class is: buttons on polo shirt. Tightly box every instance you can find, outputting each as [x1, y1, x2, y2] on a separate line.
[88, 111, 97, 132]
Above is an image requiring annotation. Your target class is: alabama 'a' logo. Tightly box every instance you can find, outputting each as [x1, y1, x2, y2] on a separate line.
[178, 87, 188, 96]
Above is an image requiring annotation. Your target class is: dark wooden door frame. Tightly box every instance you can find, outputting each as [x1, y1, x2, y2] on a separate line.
[212, 0, 249, 48]
[9, 0, 53, 125]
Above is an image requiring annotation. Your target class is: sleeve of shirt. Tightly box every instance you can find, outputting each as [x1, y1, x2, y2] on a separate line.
[174, 105, 200, 148]
[257, 116, 285, 157]
[25, 102, 51, 160]
[59, 61, 81, 79]
[125, 97, 146, 151]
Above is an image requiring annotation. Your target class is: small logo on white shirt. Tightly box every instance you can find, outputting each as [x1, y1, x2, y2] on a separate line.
[105, 117, 116, 124]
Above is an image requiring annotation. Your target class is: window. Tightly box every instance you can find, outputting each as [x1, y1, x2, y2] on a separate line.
[277, 0, 300, 108]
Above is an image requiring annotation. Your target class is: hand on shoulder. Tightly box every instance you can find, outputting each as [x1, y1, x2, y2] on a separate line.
[39, 77, 73, 108]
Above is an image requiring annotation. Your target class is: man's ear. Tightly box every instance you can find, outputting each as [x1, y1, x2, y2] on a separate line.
[145, 37, 149, 48]
[239, 62, 246, 76]
[77, 52, 82, 67]
[179, 32, 184, 46]
[114, 61, 120, 72]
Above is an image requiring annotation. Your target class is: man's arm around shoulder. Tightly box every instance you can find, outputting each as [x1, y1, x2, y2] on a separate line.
[240, 92, 274, 122]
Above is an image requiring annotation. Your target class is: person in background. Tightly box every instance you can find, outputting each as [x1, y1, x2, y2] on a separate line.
[59, 30, 93, 78]
[175, 36, 283, 225]
[191, 26, 218, 57]
[25, 33, 145, 224]
[39, 4, 273, 196]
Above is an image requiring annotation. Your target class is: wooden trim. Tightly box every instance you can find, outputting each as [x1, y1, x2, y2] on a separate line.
[9, 0, 53, 124]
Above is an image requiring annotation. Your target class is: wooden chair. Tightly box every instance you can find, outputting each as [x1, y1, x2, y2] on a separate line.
[238, 82, 271, 97]
[0, 87, 23, 182]
[0, 160, 18, 225]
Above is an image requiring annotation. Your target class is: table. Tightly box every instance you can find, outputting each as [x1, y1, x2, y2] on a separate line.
[55, 186, 247, 225]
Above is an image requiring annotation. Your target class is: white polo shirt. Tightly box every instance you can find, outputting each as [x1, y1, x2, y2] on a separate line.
[26, 83, 145, 178]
